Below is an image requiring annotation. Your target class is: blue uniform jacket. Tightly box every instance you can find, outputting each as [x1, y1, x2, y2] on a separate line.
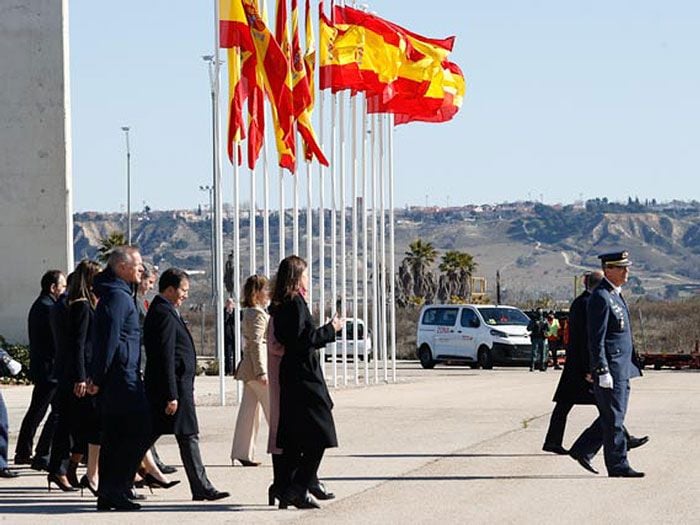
[90, 268, 147, 416]
[587, 279, 641, 382]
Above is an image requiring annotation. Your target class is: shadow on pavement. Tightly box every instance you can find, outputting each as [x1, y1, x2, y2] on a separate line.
[343, 453, 549, 458]
[324, 474, 593, 482]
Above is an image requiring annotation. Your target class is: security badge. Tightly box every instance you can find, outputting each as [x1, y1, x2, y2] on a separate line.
[610, 298, 625, 329]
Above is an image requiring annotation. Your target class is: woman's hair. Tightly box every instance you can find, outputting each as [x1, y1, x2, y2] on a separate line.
[68, 260, 102, 307]
[242, 274, 269, 308]
[270, 255, 307, 307]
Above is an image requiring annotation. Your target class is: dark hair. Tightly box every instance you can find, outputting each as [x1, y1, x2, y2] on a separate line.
[159, 267, 189, 293]
[40, 270, 64, 294]
[68, 260, 101, 307]
[270, 255, 307, 307]
[242, 275, 269, 308]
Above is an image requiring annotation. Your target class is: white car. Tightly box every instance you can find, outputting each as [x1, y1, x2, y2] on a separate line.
[324, 319, 373, 361]
[416, 304, 532, 369]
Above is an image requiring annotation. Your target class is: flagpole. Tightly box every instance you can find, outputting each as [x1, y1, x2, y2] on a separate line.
[379, 112, 388, 383]
[279, 168, 285, 262]
[339, 90, 348, 386]
[293, 157, 300, 255]
[330, 89, 338, 388]
[351, 91, 359, 385]
[213, 0, 227, 405]
[250, 168, 256, 275]
[370, 112, 379, 384]
[306, 160, 313, 310]
[361, 95, 369, 384]
[388, 113, 396, 383]
[263, 137, 270, 277]
[317, 2, 327, 373]
[233, 146, 242, 403]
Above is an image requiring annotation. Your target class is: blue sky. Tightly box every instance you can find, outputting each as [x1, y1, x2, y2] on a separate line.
[69, 1, 700, 212]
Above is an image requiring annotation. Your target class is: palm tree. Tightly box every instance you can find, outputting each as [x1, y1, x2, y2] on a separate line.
[97, 231, 127, 264]
[402, 239, 438, 301]
[438, 250, 477, 301]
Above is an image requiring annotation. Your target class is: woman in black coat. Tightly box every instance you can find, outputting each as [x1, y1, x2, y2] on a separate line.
[269, 256, 343, 509]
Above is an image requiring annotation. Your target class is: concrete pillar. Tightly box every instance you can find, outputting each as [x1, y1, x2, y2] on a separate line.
[0, 1, 74, 344]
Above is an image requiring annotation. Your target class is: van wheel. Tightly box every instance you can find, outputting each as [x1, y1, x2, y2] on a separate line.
[419, 345, 436, 369]
[478, 346, 493, 369]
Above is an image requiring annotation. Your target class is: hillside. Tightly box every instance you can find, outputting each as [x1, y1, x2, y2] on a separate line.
[73, 200, 700, 304]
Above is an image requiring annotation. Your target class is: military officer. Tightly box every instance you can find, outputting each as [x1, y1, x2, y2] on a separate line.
[568, 251, 645, 477]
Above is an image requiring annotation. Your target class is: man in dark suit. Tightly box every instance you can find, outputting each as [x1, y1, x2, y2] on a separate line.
[568, 251, 645, 478]
[88, 246, 152, 511]
[544, 271, 649, 455]
[224, 298, 237, 376]
[14, 270, 66, 469]
[144, 268, 229, 502]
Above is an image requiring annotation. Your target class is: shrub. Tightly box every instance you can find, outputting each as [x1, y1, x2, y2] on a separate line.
[0, 335, 31, 384]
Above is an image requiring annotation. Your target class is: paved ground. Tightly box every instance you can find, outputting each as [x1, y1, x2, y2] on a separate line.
[1, 363, 698, 524]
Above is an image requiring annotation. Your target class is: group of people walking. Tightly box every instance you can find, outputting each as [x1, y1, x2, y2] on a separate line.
[2, 247, 344, 511]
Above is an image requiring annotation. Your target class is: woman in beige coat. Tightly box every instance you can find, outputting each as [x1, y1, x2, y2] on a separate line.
[231, 275, 271, 466]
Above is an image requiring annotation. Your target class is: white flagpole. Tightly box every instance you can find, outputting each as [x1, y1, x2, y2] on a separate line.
[306, 160, 313, 310]
[250, 168, 256, 275]
[212, 0, 227, 405]
[316, 0, 326, 371]
[233, 151, 242, 403]
[263, 139, 270, 277]
[370, 112, 379, 384]
[279, 168, 285, 262]
[379, 112, 388, 383]
[388, 113, 396, 382]
[293, 160, 300, 255]
[330, 90, 338, 387]
[351, 91, 359, 385]
[361, 96, 369, 384]
[339, 90, 348, 385]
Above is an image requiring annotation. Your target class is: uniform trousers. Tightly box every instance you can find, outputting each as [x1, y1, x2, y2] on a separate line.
[15, 381, 58, 464]
[98, 410, 152, 500]
[530, 339, 547, 371]
[0, 391, 8, 469]
[569, 380, 631, 474]
[231, 379, 270, 462]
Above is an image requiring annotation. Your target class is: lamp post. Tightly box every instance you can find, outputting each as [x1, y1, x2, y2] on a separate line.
[200, 184, 215, 300]
[121, 126, 132, 244]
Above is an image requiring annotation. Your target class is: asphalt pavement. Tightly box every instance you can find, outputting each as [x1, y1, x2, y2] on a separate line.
[1, 363, 697, 523]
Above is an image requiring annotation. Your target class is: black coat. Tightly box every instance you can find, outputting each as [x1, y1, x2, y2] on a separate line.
[553, 291, 595, 404]
[27, 294, 58, 384]
[50, 296, 72, 386]
[272, 294, 338, 450]
[67, 300, 95, 384]
[143, 295, 198, 436]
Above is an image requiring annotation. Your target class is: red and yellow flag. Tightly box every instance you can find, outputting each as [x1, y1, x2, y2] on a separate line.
[290, 0, 327, 165]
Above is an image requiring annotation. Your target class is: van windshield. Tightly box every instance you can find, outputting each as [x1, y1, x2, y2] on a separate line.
[477, 307, 530, 326]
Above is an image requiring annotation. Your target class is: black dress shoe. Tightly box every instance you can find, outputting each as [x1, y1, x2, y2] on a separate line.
[0, 468, 19, 478]
[309, 481, 335, 500]
[13, 456, 32, 466]
[97, 496, 141, 511]
[609, 468, 645, 478]
[627, 435, 650, 450]
[159, 465, 178, 474]
[542, 443, 569, 455]
[570, 454, 599, 474]
[127, 488, 147, 500]
[31, 460, 49, 472]
[279, 490, 321, 510]
[193, 489, 230, 501]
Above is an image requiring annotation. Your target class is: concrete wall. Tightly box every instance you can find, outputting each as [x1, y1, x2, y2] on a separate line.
[0, 1, 73, 344]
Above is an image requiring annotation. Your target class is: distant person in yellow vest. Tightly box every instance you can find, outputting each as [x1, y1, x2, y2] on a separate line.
[546, 311, 562, 370]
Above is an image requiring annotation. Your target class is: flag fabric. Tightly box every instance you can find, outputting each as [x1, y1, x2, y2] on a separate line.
[291, 0, 328, 165]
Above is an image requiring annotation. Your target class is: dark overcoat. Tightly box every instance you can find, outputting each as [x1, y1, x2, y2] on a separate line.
[272, 294, 338, 450]
[143, 295, 199, 436]
[552, 291, 595, 405]
[68, 300, 95, 383]
[90, 268, 149, 417]
[27, 294, 58, 384]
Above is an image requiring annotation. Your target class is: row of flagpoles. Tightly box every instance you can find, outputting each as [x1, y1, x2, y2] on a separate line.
[211, 0, 465, 404]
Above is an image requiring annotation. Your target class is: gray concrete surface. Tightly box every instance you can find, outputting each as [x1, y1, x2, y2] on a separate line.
[1, 363, 698, 523]
[0, 0, 74, 344]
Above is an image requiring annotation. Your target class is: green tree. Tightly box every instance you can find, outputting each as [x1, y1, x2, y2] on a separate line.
[97, 231, 127, 264]
[401, 239, 439, 301]
[438, 250, 477, 302]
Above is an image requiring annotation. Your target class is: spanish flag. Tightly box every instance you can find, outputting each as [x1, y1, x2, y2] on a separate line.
[291, 0, 328, 165]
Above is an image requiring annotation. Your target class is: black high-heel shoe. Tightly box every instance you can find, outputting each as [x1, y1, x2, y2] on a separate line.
[47, 473, 79, 492]
[66, 461, 80, 488]
[234, 458, 261, 467]
[143, 473, 181, 490]
[79, 474, 98, 497]
[268, 484, 280, 506]
[309, 481, 335, 500]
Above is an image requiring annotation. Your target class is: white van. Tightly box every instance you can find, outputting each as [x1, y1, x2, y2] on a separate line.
[416, 304, 532, 369]
[325, 318, 373, 361]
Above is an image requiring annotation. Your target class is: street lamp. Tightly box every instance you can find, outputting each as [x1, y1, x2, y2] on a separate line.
[200, 184, 215, 300]
[121, 126, 132, 244]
